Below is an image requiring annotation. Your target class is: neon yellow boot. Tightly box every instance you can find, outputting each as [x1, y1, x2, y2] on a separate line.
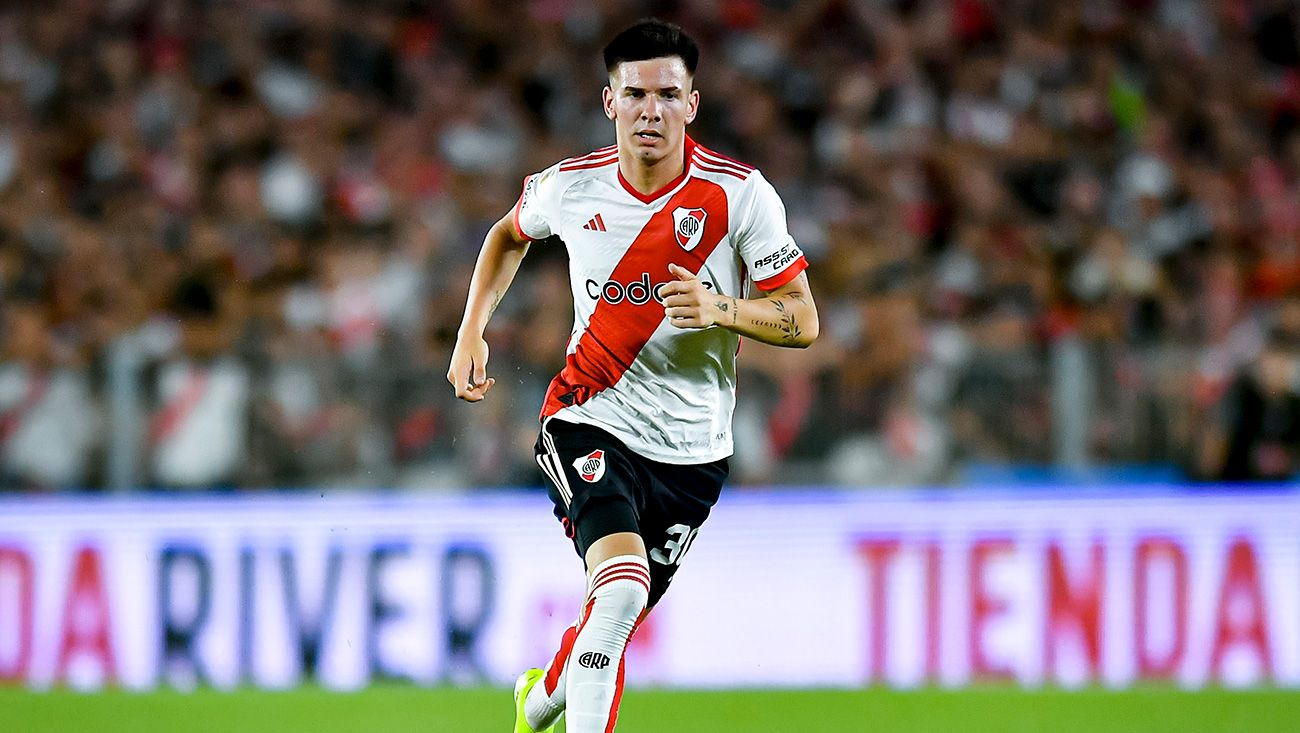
[513, 668, 556, 733]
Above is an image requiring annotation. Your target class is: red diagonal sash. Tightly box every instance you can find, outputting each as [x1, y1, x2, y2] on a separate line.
[0, 371, 49, 443]
[541, 178, 730, 417]
[150, 367, 210, 444]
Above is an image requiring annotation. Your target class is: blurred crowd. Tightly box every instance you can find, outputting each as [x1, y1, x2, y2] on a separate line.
[3, 0, 1300, 492]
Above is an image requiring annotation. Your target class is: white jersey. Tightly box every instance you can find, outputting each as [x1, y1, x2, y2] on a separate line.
[514, 136, 808, 463]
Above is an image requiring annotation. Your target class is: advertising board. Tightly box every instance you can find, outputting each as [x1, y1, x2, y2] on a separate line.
[0, 489, 1296, 690]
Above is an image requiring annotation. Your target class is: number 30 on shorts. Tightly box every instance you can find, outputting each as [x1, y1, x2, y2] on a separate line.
[650, 523, 699, 566]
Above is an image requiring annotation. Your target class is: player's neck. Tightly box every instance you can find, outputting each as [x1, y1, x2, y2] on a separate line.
[617, 142, 686, 198]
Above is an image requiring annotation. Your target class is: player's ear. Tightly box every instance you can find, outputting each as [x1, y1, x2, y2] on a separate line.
[602, 85, 616, 120]
[685, 88, 700, 124]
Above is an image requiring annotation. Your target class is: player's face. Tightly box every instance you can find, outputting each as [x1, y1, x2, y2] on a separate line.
[603, 56, 699, 166]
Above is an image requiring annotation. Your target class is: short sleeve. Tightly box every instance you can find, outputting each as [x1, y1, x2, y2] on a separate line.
[513, 164, 562, 241]
[734, 172, 809, 291]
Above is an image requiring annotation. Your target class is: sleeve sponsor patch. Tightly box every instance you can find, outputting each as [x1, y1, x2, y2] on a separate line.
[752, 242, 803, 272]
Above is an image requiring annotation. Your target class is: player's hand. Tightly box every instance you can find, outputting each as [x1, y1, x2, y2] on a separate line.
[661, 263, 732, 329]
[447, 334, 497, 402]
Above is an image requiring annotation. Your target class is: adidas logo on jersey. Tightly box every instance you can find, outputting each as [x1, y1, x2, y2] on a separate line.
[573, 449, 606, 482]
[582, 213, 607, 232]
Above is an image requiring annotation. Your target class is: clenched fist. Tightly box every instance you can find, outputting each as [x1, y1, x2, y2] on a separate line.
[660, 263, 734, 329]
[447, 334, 497, 402]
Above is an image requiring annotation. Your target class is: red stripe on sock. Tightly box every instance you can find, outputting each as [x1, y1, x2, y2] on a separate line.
[544, 597, 594, 696]
[604, 656, 627, 733]
[588, 564, 651, 596]
[588, 572, 651, 599]
[543, 623, 577, 696]
[590, 561, 649, 588]
[591, 567, 650, 585]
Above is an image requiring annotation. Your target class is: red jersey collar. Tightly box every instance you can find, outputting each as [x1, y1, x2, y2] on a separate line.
[617, 135, 697, 204]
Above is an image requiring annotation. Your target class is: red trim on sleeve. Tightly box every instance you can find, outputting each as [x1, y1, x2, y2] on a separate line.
[512, 175, 536, 242]
[558, 145, 617, 169]
[753, 255, 809, 291]
[695, 144, 755, 171]
[692, 155, 747, 180]
[561, 158, 617, 172]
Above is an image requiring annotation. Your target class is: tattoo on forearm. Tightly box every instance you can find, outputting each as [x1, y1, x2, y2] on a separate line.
[719, 297, 739, 326]
[773, 299, 802, 345]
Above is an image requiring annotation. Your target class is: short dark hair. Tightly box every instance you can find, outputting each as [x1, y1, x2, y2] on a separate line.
[603, 19, 698, 75]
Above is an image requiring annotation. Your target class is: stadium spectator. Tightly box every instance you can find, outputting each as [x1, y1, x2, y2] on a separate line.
[1195, 328, 1300, 483]
[0, 296, 98, 490]
[148, 275, 250, 489]
[2, 0, 1300, 489]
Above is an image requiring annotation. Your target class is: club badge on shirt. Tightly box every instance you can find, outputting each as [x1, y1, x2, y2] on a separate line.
[672, 207, 707, 251]
[573, 449, 607, 482]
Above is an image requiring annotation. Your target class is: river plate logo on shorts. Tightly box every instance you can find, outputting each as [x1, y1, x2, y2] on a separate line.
[573, 449, 606, 482]
[672, 207, 707, 251]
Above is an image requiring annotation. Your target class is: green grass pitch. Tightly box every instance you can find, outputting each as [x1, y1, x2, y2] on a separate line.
[4, 686, 1297, 732]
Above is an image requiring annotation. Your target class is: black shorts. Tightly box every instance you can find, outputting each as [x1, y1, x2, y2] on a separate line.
[534, 417, 728, 608]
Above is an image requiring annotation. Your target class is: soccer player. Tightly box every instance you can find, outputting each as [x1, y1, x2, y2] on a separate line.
[447, 19, 818, 733]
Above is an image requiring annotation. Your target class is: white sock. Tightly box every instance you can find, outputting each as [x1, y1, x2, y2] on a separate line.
[524, 619, 576, 730]
[563, 555, 649, 733]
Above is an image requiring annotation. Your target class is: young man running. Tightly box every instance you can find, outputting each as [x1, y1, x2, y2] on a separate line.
[447, 19, 818, 733]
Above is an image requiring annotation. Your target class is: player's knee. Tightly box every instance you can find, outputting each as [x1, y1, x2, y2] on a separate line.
[593, 578, 648, 623]
[585, 555, 650, 634]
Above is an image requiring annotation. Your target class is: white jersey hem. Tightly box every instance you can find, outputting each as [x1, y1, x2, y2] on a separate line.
[546, 414, 732, 465]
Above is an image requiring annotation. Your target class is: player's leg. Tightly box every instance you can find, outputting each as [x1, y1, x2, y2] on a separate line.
[562, 529, 648, 733]
[518, 614, 574, 732]
[522, 540, 648, 733]
[521, 532, 651, 731]
[522, 421, 648, 732]
[517, 428, 583, 733]
[515, 503, 575, 731]
[549, 452, 726, 732]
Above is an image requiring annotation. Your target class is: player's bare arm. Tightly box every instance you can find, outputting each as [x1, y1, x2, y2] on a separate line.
[446, 213, 531, 402]
[661, 263, 819, 348]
